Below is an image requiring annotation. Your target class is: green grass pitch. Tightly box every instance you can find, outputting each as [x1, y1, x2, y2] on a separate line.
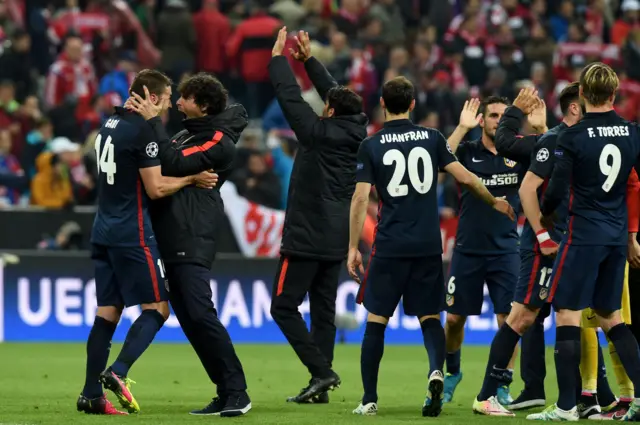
[0, 343, 619, 424]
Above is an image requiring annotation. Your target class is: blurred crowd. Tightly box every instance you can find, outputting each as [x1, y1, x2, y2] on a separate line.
[2, 0, 640, 220]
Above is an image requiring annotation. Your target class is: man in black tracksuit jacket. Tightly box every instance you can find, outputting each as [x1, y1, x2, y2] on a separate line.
[269, 29, 369, 403]
[133, 74, 251, 417]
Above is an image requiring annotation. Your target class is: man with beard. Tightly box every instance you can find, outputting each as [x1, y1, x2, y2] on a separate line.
[441, 96, 525, 406]
[125, 74, 251, 417]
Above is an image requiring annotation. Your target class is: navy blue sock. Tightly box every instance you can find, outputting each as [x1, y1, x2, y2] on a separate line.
[596, 338, 616, 407]
[361, 322, 386, 405]
[520, 312, 547, 396]
[446, 350, 461, 375]
[83, 316, 117, 398]
[111, 310, 165, 377]
[478, 323, 521, 401]
[555, 326, 581, 411]
[607, 323, 640, 398]
[421, 318, 445, 375]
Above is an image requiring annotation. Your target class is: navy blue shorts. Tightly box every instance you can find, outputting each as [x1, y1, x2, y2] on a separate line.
[513, 250, 555, 308]
[549, 243, 626, 312]
[92, 244, 169, 308]
[445, 250, 518, 316]
[356, 255, 444, 318]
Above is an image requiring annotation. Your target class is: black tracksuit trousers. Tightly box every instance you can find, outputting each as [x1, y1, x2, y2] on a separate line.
[629, 267, 640, 342]
[167, 263, 247, 397]
[270, 255, 342, 379]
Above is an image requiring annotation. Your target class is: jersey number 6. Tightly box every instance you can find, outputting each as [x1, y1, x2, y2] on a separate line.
[384, 147, 434, 197]
[94, 133, 117, 185]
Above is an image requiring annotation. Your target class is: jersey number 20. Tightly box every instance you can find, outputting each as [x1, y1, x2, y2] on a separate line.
[94, 134, 117, 185]
[384, 147, 433, 197]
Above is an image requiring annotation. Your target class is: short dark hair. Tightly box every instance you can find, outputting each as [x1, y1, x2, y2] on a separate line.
[178, 73, 228, 116]
[326, 86, 363, 116]
[559, 82, 580, 115]
[381, 77, 415, 114]
[478, 96, 510, 116]
[129, 69, 172, 98]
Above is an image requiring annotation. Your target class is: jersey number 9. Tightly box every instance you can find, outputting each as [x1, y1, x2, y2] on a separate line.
[600, 143, 622, 193]
[383, 147, 434, 197]
[95, 134, 117, 185]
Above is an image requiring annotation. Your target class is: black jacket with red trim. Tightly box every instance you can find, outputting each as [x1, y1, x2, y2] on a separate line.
[148, 105, 248, 267]
[269, 55, 369, 260]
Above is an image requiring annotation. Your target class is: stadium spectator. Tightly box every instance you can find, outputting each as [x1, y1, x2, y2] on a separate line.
[0, 128, 25, 207]
[45, 33, 97, 111]
[265, 130, 294, 209]
[0, 29, 35, 102]
[613, 0, 640, 46]
[226, 0, 281, 118]
[193, 0, 231, 79]
[549, 0, 575, 41]
[232, 151, 281, 210]
[156, 0, 196, 82]
[98, 51, 138, 108]
[22, 118, 53, 178]
[30, 151, 74, 209]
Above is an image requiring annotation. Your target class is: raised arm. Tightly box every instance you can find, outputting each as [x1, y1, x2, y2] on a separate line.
[495, 88, 545, 163]
[447, 98, 481, 154]
[291, 31, 338, 100]
[270, 27, 322, 146]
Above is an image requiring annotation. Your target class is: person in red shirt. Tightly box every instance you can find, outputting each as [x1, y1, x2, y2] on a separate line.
[226, 0, 281, 118]
[193, 0, 231, 78]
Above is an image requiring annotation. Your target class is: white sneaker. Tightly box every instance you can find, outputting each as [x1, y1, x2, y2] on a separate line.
[353, 402, 378, 416]
[526, 404, 579, 421]
[472, 395, 515, 416]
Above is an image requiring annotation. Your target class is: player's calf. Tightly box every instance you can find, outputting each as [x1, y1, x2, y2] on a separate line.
[423, 371, 444, 417]
[444, 313, 466, 402]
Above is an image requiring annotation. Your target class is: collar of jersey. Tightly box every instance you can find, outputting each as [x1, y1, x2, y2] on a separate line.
[383, 118, 412, 128]
[470, 138, 497, 155]
[583, 110, 617, 119]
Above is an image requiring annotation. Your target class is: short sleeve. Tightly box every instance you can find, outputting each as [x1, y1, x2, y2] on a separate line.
[136, 122, 161, 169]
[437, 131, 458, 170]
[356, 140, 375, 184]
[554, 128, 575, 159]
[528, 134, 556, 179]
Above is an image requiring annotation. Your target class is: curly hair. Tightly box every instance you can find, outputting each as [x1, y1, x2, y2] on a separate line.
[178, 73, 228, 116]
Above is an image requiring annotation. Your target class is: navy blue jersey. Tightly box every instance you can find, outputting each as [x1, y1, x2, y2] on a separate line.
[542, 111, 640, 246]
[520, 123, 569, 252]
[455, 139, 525, 254]
[356, 119, 457, 257]
[91, 107, 161, 247]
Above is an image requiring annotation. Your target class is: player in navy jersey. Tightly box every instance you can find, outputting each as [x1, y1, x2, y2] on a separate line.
[472, 83, 584, 416]
[346, 76, 515, 417]
[77, 70, 217, 416]
[440, 96, 526, 405]
[529, 62, 640, 421]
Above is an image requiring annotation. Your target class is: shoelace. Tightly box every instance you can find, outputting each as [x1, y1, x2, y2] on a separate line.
[123, 377, 136, 388]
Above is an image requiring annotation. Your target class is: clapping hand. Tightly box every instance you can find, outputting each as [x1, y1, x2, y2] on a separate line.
[272, 26, 288, 57]
[513, 87, 539, 115]
[290, 30, 311, 62]
[458, 98, 481, 131]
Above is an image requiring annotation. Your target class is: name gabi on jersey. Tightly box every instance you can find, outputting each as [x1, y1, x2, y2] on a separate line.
[380, 131, 430, 144]
[587, 126, 629, 138]
[104, 118, 120, 129]
[480, 173, 519, 187]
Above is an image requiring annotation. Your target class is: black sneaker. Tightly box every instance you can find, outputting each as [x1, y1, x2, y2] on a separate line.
[220, 392, 251, 417]
[508, 389, 546, 411]
[189, 397, 226, 416]
[286, 372, 341, 403]
[77, 393, 128, 415]
[578, 393, 601, 418]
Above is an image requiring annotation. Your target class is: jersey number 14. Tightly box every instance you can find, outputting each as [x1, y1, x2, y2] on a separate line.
[94, 134, 117, 185]
[384, 147, 434, 197]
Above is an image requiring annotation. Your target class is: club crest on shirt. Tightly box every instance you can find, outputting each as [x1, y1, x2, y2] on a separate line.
[539, 287, 548, 300]
[504, 158, 517, 168]
[446, 294, 454, 306]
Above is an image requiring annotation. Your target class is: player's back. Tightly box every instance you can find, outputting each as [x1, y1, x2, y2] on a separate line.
[91, 107, 158, 247]
[363, 119, 456, 257]
[561, 110, 640, 245]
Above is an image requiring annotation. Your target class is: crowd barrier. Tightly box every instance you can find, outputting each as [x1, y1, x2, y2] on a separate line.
[0, 251, 557, 344]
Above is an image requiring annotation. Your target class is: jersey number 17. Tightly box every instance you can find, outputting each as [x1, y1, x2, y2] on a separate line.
[384, 147, 434, 197]
[94, 134, 117, 185]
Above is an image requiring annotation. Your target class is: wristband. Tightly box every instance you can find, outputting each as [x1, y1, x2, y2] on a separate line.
[536, 229, 557, 248]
